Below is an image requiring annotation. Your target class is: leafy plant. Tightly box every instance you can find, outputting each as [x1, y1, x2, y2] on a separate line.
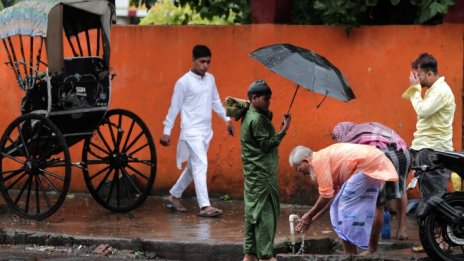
[132, 0, 455, 31]
[411, 0, 455, 23]
[133, 0, 250, 24]
[312, 0, 455, 34]
[139, 0, 239, 25]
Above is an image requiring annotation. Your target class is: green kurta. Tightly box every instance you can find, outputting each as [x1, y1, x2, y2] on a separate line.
[241, 106, 286, 224]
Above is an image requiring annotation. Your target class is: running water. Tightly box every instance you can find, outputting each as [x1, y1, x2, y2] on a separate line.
[288, 214, 306, 254]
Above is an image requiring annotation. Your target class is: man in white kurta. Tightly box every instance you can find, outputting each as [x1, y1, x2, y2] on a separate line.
[160, 45, 234, 217]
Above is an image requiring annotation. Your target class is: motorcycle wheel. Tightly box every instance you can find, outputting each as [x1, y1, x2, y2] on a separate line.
[420, 192, 464, 261]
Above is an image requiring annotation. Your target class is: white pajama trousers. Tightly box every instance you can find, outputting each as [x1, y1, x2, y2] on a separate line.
[169, 140, 211, 208]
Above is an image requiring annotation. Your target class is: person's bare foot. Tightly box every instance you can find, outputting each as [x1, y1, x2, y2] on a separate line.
[243, 254, 257, 261]
[396, 230, 408, 240]
[359, 250, 374, 256]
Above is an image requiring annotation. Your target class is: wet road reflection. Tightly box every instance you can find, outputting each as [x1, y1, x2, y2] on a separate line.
[0, 193, 421, 245]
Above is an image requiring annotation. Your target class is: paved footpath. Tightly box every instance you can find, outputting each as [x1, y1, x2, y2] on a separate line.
[0, 193, 429, 260]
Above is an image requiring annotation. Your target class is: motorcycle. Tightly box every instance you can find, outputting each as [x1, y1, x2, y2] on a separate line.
[409, 150, 464, 260]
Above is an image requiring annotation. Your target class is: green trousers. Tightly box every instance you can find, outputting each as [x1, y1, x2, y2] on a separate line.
[243, 197, 276, 259]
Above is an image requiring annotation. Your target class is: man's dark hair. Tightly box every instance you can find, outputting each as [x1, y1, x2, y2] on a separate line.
[411, 53, 438, 74]
[192, 45, 211, 60]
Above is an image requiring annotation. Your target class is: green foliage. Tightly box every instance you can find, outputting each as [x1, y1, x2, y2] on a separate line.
[220, 194, 231, 201]
[132, 0, 455, 31]
[139, 0, 239, 25]
[412, 0, 455, 23]
[134, 0, 249, 25]
[313, 0, 369, 33]
[1, 0, 20, 10]
[176, 0, 250, 24]
[312, 0, 455, 34]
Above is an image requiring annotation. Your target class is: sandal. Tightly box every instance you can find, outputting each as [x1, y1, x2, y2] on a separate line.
[198, 206, 222, 217]
[166, 195, 187, 212]
[411, 245, 424, 253]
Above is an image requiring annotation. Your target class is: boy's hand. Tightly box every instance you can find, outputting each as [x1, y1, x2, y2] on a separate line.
[280, 113, 291, 133]
[226, 121, 235, 136]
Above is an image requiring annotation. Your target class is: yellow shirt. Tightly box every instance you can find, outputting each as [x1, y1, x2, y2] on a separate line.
[402, 76, 455, 151]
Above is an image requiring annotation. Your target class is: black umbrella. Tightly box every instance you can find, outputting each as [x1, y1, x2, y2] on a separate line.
[250, 43, 355, 111]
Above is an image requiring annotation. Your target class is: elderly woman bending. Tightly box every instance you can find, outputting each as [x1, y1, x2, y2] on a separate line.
[289, 143, 397, 255]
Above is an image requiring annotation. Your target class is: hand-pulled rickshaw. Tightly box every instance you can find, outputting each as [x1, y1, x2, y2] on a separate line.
[0, 0, 157, 220]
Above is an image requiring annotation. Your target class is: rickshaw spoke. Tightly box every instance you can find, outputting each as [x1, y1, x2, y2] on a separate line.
[127, 153, 154, 166]
[36, 144, 60, 163]
[6, 172, 27, 190]
[3, 167, 26, 181]
[39, 168, 65, 181]
[85, 159, 110, 166]
[40, 174, 60, 195]
[30, 121, 45, 160]
[88, 143, 108, 159]
[36, 175, 52, 209]
[16, 125, 31, 159]
[121, 119, 135, 153]
[127, 143, 149, 157]
[116, 114, 123, 149]
[121, 167, 142, 195]
[89, 165, 111, 180]
[2, 152, 25, 165]
[97, 128, 112, 153]
[125, 164, 149, 181]
[7, 136, 26, 157]
[124, 182, 134, 205]
[35, 175, 40, 214]
[25, 174, 33, 213]
[36, 144, 57, 163]
[95, 167, 113, 193]
[14, 174, 31, 205]
[107, 119, 117, 149]
[122, 131, 143, 154]
[115, 168, 120, 208]
[127, 158, 153, 167]
[105, 169, 118, 205]
[120, 169, 134, 206]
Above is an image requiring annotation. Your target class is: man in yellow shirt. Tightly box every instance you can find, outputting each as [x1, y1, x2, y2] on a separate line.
[402, 53, 455, 208]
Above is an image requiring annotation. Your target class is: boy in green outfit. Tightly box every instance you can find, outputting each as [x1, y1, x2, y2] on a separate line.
[241, 80, 291, 261]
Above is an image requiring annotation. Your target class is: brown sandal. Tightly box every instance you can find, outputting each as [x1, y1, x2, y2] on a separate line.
[198, 206, 222, 217]
[166, 195, 187, 212]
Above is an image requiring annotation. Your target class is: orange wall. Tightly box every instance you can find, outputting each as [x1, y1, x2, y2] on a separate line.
[0, 24, 463, 203]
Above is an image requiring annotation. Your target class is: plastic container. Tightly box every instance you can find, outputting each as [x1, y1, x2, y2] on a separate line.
[381, 209, 391, 239]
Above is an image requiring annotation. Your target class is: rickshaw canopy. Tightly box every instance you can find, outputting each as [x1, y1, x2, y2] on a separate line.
[0, 0, 115, 74]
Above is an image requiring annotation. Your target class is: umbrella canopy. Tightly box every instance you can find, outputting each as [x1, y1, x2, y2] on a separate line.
[250, 43, 355, 105]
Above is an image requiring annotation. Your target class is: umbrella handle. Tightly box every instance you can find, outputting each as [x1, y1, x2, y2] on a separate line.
[287, 85, 300, 114]
[316, 90, 329, 109]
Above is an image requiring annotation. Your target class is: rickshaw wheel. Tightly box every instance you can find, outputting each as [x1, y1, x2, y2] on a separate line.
[82, 109, 156, 212]
[0, 113, 71, 220]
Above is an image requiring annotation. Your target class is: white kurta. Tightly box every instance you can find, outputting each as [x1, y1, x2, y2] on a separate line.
[163, 70, 229, 207]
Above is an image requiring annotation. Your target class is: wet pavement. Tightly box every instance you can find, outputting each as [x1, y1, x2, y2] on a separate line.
[0, 193, 429, 260]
